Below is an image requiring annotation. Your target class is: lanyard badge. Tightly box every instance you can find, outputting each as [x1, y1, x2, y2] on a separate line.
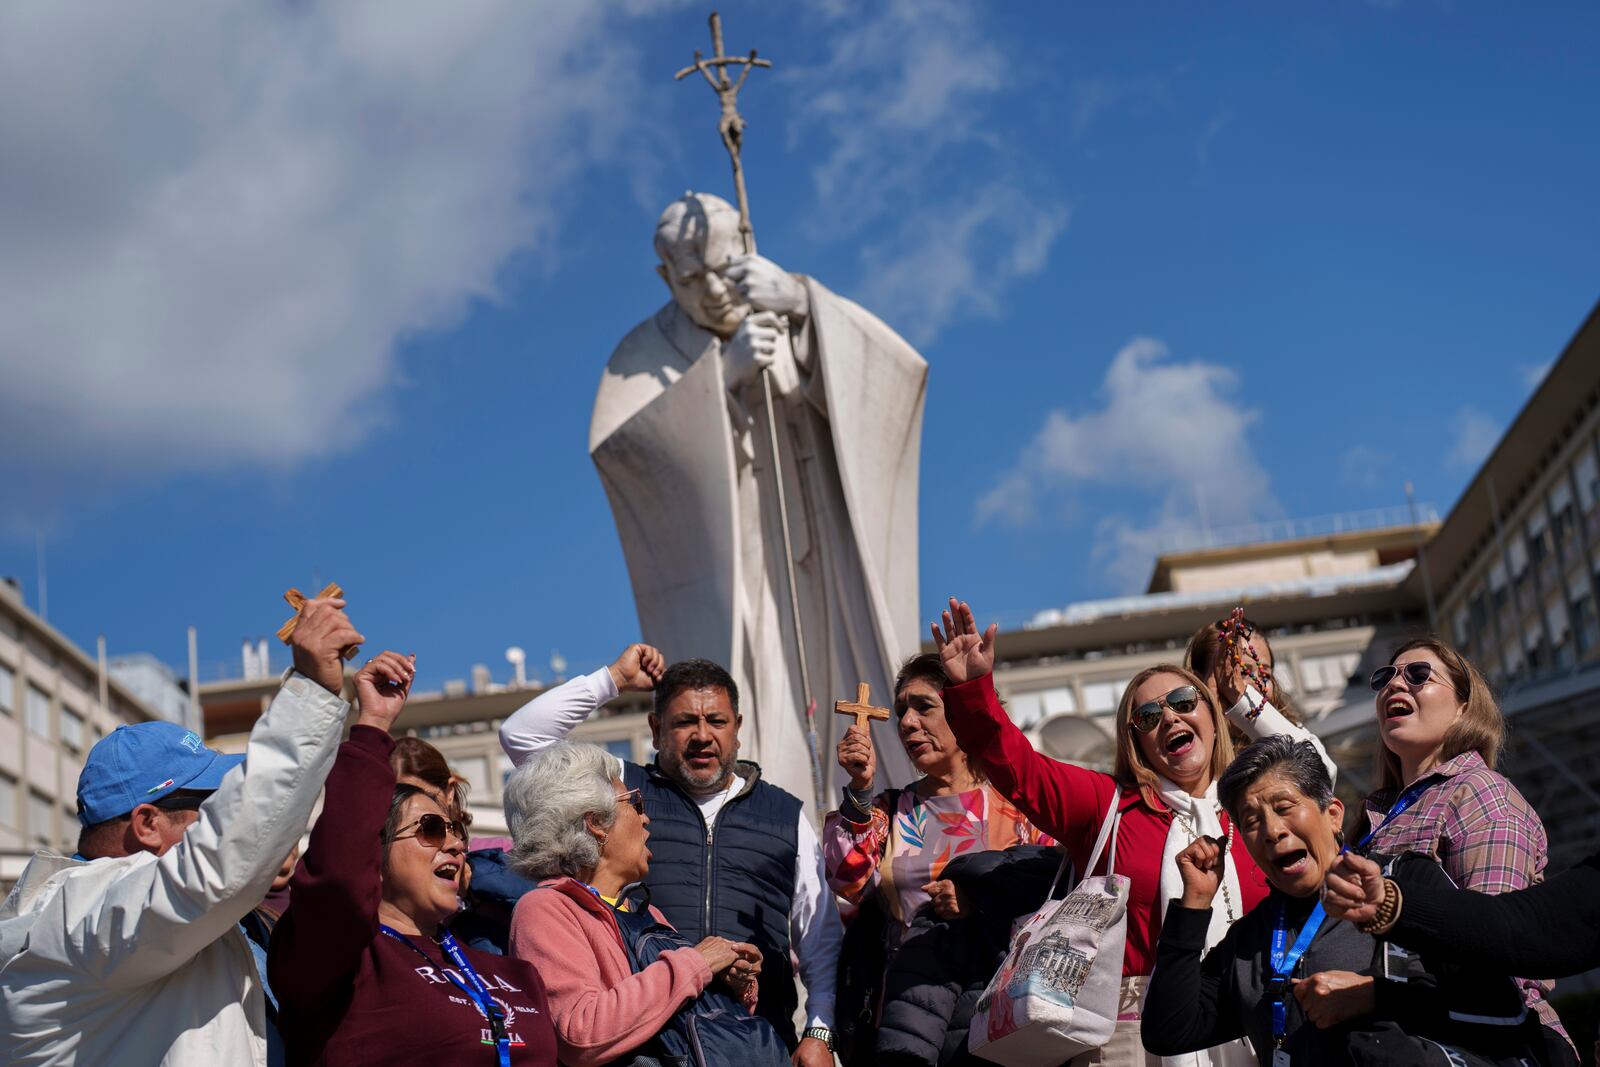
[1353, 779, 1432, 852]
[1267, 900, 1325, 1055]
[382, 925, 513, 1067]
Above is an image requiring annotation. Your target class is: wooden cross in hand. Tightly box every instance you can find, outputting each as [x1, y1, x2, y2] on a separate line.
[277, 582, 360, 660]
[835, 682, 890, 731]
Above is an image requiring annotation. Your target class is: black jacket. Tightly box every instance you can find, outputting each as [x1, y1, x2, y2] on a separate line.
[872, 844, 1070, 1067]
[1142, 852, 1567, 1067]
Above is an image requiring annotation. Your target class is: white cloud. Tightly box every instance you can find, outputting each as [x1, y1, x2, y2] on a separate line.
[0, 1, 663, 492]
[976, 338, 1277, 588]
[1518, 360, 1552, 392]
[1446, 406, 1502, 469]
[783, 0, 1066, 341]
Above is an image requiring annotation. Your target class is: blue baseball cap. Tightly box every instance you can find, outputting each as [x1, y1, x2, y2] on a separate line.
[76, 722, 245, 826]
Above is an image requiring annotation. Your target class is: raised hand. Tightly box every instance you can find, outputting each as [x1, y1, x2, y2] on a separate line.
[722, 310, 784, 390]
[290, 595, 365, 695]
[930, 598, 997, 685]
[1291, 971, 1375, 1029]
[1322, 852, 1386, 926]
[1176, 834, 1227, 908]
[836, 724, 876, 792]
[723, 254, 808, 319]
[354, 651, 416, 732]
[608, 643, 665, 693]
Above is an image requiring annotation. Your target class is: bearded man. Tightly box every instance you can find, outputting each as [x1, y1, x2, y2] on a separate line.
[589, 191, 926, 811]
[501, 645, 841, 1066]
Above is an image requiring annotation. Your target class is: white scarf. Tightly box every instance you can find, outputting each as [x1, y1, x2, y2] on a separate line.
[1151, 777, 1255, 1067]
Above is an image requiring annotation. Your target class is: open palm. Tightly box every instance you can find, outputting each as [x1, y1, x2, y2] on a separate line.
[930, 598, 997, 684]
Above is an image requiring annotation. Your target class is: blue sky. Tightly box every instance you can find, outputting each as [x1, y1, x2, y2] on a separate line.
[2, 2, 1597, 691]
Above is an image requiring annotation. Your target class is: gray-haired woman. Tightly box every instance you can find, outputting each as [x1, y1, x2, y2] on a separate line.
[502, 742, 769, 1067]
[1141, 735, 1566, 1066]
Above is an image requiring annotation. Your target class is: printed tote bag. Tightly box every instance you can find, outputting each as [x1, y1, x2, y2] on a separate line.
[968, 789, 1128, 1066]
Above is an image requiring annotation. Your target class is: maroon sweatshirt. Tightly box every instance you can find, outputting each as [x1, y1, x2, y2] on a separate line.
[268, 726, 556, 1066]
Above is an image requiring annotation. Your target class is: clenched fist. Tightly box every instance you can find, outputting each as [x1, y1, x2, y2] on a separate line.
[836, 724, 876, 792]
[608, 643, 665, 693]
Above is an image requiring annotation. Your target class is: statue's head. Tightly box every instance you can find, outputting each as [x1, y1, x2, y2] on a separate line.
[654, 192, 749, 338]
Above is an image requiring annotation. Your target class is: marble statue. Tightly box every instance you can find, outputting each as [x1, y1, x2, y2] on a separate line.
[590, 192, 926, 809]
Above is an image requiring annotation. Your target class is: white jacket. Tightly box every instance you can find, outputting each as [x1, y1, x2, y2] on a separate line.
[0, 672, 348, 1066]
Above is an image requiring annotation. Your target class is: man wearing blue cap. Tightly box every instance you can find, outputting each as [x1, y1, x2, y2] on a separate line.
[0, 594, 373, 1066]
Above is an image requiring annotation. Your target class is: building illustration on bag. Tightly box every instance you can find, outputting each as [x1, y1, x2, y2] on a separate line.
[1053, 891, 1118, 932]
[976, 926, 1094, 1018]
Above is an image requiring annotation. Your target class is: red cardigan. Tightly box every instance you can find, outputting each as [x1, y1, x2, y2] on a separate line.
[943, 674, 1269, 977]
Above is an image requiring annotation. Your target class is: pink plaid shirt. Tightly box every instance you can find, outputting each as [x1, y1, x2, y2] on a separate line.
[1364, 750, 1568, 1042]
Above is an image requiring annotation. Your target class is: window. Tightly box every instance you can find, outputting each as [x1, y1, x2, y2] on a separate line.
[1039, 687, 1077, 716]
[60, 707, 85, 753]
[1081, 681, 1123, 714]
[25, 685, 51, 738]
[1298, 654, 1360, 694]
[604, 739, 635, 764]
[1006, 691, 1043, 724]
[453, 756, 489, 797]
[1576, 450, 1599, 512]
[0, 772, 15, 829]
[28, 790, 53, 844]
[0, 660, 13, 714]
[1451, 606, 1471, 648]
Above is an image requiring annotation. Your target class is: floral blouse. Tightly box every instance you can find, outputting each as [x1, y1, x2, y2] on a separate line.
[823, 782, 1054, 926]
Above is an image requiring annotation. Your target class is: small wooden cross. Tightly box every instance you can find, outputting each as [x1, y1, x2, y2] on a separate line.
[834, 682, 890, 731]
[276, 582, 359, 660]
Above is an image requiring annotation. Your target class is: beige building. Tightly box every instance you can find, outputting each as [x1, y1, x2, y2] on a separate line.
[0, 580, 163, 886]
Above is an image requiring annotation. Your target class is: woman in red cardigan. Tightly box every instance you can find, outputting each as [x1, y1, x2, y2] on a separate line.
[934, 599, 1301, 1066]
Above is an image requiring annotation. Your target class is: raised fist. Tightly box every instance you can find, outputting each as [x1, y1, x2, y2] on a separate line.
[355, 651, 416, 732]
[290, 596, 364, 696]
[836, 724, 876, 792]
[1176, 834, 1227, 908]
[608, 643, 665, 693]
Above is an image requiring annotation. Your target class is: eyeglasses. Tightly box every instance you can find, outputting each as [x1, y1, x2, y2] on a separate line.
[1128, 686, 1202, 734]
[615, 788, 645, 815]
[1369, 661, 1457, 695]
[392, 812, 467, 848]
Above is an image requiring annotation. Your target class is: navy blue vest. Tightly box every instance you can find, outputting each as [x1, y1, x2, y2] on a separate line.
[623, 760, 802, 1046]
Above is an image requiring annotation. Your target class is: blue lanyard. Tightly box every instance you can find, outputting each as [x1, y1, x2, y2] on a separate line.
[380, 925, 512, 1067]
[1267, 900, 1325, 1045]
[1354, 778, 1434, 852]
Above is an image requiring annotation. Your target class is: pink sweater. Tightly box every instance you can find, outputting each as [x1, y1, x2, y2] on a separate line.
[509, 877, 713, 1067]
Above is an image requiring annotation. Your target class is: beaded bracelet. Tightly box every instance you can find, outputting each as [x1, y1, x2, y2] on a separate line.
[1358, 878, 1404, 936]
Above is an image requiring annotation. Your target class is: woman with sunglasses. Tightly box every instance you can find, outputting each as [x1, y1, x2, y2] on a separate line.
[933, 599, 1312, 1066]
[504, 741, 782, 1067]
[269, 652, 557, 1066]
[1359, 637, 1571, 1051]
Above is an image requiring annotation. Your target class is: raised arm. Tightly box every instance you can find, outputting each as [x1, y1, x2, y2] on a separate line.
[269, 651, 415, 1007]
[933, 599, 1116, 851]
[499, 643, 663, 767]
[1223, 685, 1339, 787]
[1142, 842, 1245, 1057]
[71, 598, 357, 989]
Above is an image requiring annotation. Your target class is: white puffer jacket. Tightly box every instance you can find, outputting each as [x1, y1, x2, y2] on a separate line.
[0, 672, 348, 1066]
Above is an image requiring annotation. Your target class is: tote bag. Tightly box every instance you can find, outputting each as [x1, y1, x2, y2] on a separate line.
[968, 789, 1128, 1067]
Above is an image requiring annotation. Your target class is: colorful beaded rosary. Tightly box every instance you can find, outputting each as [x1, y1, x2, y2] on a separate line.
[1216, 607, 1271, 721]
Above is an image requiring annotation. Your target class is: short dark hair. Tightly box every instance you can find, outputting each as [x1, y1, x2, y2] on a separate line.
[1218, 735, 1333, 821]
[653, 658, 739, 718]
[893, 653, 950, 712]
[74, 789, 212, 859]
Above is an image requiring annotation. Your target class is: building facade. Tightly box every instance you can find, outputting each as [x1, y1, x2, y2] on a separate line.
[0, 580, 161, 885]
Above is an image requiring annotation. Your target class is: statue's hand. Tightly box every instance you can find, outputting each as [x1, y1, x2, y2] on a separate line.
[723, 311, 784, 391]
[724, 255, 808, 319]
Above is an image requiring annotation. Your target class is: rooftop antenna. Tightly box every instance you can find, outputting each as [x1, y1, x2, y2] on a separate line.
[505, 646, 527, 689]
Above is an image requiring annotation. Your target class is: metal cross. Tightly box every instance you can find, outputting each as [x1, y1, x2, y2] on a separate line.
[674, 11, 770, 255]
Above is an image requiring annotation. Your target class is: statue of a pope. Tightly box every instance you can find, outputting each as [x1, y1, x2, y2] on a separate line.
[590, 192, 926, 808]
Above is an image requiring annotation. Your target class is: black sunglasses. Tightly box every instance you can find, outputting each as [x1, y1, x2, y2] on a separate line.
[392, 812, 467, 848]
[1369, 661, 1456, 694]
[615, 788, 646, 815]
[1129, 686, 1202, 733]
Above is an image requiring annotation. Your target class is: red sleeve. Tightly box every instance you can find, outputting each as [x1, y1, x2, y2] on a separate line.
[268, 724, 396, 1008]
[942, 674, 1117, 856]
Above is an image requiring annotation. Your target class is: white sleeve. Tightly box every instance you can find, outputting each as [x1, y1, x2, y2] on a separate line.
[790, 810, 841, 1030]
[1225, 686, 1339, 787]
[498, 666, 619, 767]
[65, 672, 349, 988]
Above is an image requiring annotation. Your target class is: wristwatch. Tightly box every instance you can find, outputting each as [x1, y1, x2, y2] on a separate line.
[802, 1026, 835, 1050]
